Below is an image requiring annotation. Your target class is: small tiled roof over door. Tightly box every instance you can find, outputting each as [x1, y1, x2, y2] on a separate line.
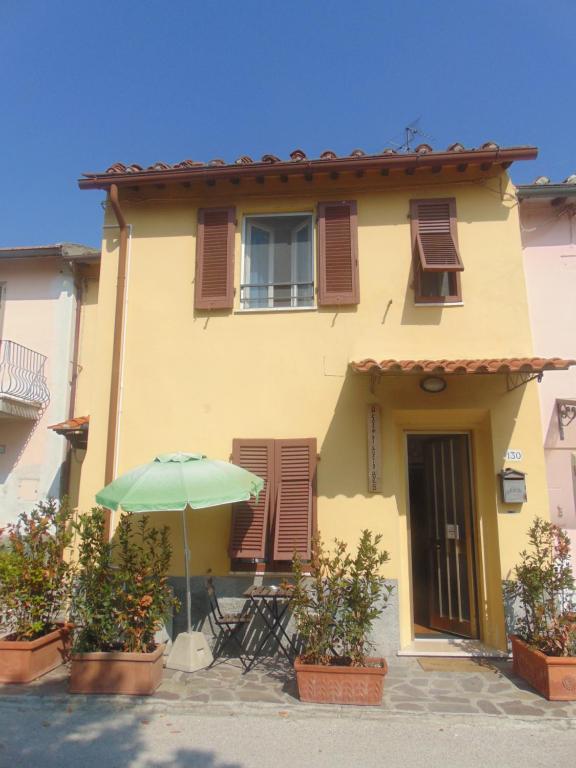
[48, 415, 90, 431]
[350, 358, 576, 375]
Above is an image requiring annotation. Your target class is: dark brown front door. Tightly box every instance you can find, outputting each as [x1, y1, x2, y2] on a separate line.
[409, 434, 478, 639]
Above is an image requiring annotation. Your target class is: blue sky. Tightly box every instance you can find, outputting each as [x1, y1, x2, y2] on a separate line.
[0, 0, 573, 248]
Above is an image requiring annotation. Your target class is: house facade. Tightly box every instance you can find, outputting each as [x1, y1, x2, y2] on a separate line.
[518, 175, 576, 563]
[75, 143, 574, 654]
[0, 244, 99, 528]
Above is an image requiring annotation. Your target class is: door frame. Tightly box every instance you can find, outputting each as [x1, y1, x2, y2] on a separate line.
[404, 430, 480, 641]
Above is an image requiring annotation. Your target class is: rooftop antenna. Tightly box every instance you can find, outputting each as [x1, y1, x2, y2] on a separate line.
[386, 118, 434, 153]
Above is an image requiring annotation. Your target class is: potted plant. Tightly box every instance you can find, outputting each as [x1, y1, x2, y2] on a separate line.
[506, 517, 576, 701]
[0, 499, 73, 683]
[291, 530, 393, 705]
[69, 508, 179, 695]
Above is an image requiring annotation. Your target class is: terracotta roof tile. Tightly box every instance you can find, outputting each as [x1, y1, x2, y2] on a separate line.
[527, 173, 576, 186]
[351, 358, 576, 375]
[48, 415, 89, 432]
[81, 142, 537, 190]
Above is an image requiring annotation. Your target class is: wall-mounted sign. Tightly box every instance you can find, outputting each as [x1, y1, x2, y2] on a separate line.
[367, 404, 382, 493]
[505, 449, 523, 462]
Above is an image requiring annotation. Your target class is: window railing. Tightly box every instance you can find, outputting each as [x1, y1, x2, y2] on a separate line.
[0, 340, 50, 406]
[240, 281, 314, 310]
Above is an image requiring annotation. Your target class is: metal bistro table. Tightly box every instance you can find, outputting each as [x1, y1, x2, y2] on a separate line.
[243, 585, 298, 672]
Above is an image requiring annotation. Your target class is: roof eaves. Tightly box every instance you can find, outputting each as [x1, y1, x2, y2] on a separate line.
[78, 145, 538, 191]
[0, 243, 100, 262]
[517, 184, 576, 200]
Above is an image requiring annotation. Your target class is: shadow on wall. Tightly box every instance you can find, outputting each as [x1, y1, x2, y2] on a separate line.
[0, 419, 37, 484]
[319, 370, 395, 501]
[400, 275, 443, 326]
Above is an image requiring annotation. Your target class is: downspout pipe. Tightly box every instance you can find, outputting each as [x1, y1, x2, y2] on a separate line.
[105, 184, 128, 486]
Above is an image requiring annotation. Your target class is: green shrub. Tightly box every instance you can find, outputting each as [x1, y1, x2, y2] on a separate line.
[506, 517, 576, 657]
[71, 508, 179, 653]
[291, 530, 393, 666]
[0, 499, 74, 640]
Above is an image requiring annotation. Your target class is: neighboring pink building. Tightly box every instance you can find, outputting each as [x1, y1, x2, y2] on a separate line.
[0, 244, 99, 527]
[518, 175, 576, 560]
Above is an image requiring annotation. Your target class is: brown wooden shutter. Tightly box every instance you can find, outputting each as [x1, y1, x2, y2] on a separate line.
[410, 198, 463, 272]
[229, 439, 273, 559]
[195, 207, 236, 309]
[273, 439, 316, 561]
[317, 201, 359, 305]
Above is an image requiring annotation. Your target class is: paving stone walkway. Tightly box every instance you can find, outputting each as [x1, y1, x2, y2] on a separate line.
[1, 655, 576, 722]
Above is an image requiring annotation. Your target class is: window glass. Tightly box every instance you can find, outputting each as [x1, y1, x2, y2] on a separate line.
[246, 226, 271, 309]
[243, 215, 313, 309]
[420, 271, 456, 298]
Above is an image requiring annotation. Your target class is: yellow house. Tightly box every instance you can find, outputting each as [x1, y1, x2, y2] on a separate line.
[72, 142, 575, 656]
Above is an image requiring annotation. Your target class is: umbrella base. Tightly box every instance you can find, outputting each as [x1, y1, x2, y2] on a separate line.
[165, 632, 213, 673]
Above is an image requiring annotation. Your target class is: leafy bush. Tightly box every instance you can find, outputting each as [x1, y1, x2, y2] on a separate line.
[291, 530, 392, 666]
[71, 508, 179, 653]
[0, 499, 74, 640]
[506, 517, 576, 657]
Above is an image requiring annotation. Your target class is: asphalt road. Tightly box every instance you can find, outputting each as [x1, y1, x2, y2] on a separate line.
[0, 703, 574, 768]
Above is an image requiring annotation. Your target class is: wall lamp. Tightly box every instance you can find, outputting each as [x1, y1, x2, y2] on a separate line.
[420, 376, 447, 393]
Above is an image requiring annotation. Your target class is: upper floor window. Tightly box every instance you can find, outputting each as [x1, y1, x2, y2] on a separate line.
[242, 214, 314, 310]
[410, 198, 463, 304]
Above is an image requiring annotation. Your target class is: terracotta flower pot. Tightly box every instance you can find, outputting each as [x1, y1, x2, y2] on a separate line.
[511, 635, 576, 701]
[70, 643, 165, 695]
[0, 626, 70, 684]
[294, 656, 388, 705]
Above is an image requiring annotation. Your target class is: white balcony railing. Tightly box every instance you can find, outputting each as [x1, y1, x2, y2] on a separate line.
[0, 340, 50, 414]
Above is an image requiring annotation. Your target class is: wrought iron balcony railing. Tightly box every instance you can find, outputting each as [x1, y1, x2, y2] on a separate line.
[0, 340, 50, 406]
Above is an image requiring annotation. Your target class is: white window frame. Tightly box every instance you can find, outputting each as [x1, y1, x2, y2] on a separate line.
[240, 212, 315, 312]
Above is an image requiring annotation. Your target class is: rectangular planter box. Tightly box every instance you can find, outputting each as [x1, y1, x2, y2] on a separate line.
[0, 626, 69, 684]
[511, 635, 576, 701]
[294, 656, 388, 705]
[70, 644, 165, 695]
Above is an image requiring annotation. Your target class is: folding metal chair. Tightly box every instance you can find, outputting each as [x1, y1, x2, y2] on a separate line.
[206, 576, 252, 671]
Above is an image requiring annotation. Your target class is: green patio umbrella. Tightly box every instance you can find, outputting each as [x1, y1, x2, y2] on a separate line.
[95, 452, 263, 670]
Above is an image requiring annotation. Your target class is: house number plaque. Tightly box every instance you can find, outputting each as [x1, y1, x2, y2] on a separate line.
[367, 404, 382, 493]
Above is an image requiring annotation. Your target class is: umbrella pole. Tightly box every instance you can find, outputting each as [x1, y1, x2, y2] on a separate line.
[166, 505, 213, 672]
[181, 506, 192, 634]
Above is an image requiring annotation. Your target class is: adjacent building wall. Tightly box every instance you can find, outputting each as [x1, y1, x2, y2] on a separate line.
[521, 196, 576, 555]
[0, 258, 75, 526]
[66, 262, 100, 509]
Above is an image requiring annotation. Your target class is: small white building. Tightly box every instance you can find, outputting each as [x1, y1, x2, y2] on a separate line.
[0, 244, 99, 527]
